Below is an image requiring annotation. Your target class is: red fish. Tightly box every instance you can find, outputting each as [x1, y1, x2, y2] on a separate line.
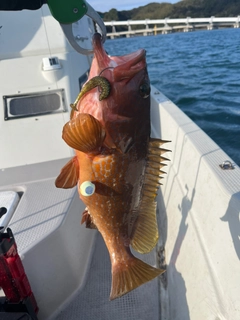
[56, 33, 170, 300]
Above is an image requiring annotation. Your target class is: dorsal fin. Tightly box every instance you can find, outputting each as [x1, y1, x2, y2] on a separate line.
[55, 156, 79, 189]
[130, 138, 171, 254]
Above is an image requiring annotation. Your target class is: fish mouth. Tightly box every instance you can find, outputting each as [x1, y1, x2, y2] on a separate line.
[92, 33, 146, 81]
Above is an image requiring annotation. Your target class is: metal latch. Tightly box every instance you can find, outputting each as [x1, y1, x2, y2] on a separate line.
[219, 160, 235, 170]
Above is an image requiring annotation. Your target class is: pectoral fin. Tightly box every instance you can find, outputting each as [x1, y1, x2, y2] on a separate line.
[55, 156, 79, 189]
[62, 113, 106, 153]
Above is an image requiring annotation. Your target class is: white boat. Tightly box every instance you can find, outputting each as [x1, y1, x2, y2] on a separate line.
[1, 5, 240, 320]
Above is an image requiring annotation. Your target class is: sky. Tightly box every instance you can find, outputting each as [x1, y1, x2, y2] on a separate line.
[88, 0, 180, 13]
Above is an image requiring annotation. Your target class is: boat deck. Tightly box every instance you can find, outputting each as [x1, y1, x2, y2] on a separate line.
[0, 158, 162, 320]
[55, 233, 160, 320]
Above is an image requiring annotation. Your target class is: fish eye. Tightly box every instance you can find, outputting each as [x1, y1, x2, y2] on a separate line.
[139, 81, 151, 98]
[80, 181, 95, 196]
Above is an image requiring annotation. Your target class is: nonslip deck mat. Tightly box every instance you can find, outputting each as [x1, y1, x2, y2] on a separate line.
[56, 233, 160, 320]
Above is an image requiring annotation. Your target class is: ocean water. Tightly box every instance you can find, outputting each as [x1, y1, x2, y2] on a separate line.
[105, 28, 240, 166]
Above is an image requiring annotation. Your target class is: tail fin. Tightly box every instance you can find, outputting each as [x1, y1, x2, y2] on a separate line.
[110, 257, 164, 300]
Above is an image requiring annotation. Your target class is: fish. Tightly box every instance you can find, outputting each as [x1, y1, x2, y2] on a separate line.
[55, 33, 170, 300]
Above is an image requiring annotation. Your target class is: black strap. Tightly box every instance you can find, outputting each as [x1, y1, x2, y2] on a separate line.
[0, 0, 47, 11]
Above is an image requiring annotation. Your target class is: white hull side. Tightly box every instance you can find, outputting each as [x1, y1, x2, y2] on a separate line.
[151, 88, 240, 320]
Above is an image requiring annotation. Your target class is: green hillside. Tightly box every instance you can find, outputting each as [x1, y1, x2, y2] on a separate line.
[101, 0, 240, 21]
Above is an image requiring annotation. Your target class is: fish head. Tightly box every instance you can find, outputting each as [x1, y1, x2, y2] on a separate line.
[78, 33, 151, 151]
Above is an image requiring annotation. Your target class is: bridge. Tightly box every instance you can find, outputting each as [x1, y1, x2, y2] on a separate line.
[104, 17, 240, 39]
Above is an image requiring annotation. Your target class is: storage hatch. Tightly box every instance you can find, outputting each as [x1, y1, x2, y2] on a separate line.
[4, 89, 66, 120]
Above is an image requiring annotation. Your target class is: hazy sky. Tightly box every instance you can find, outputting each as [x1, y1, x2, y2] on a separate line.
[88, 1, 180, 12]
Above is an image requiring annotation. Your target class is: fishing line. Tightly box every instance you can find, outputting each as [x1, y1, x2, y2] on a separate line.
[41, 4, 60, 90]
[41, 6, 53, 59]
[99, 67, 114, 77]
[40, 3, 66, 125]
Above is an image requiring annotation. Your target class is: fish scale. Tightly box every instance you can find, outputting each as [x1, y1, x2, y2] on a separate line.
[81, 152, 134, 233]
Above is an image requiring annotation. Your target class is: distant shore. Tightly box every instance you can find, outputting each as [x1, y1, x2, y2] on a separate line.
[105, 17, 240, 39]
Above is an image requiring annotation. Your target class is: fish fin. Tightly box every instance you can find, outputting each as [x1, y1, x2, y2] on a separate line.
[110, 257, 164, 300]
[62, 113, 106, 153]
[81, 209, 98, 229]
[55, 156, 79, 189]
[131, 200, 158, 254]
[145, 137, 171, 191]
[130, 138, 171, 253]
[149, 137, 171, 146]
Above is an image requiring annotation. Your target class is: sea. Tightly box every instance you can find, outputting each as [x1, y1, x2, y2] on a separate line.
[105, 28, 240, 167]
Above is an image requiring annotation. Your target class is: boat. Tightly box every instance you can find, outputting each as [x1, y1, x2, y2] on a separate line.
[1, 5, 240, 320]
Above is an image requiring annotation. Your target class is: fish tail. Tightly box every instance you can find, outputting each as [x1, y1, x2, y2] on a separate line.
[110, 256, 164, 300]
